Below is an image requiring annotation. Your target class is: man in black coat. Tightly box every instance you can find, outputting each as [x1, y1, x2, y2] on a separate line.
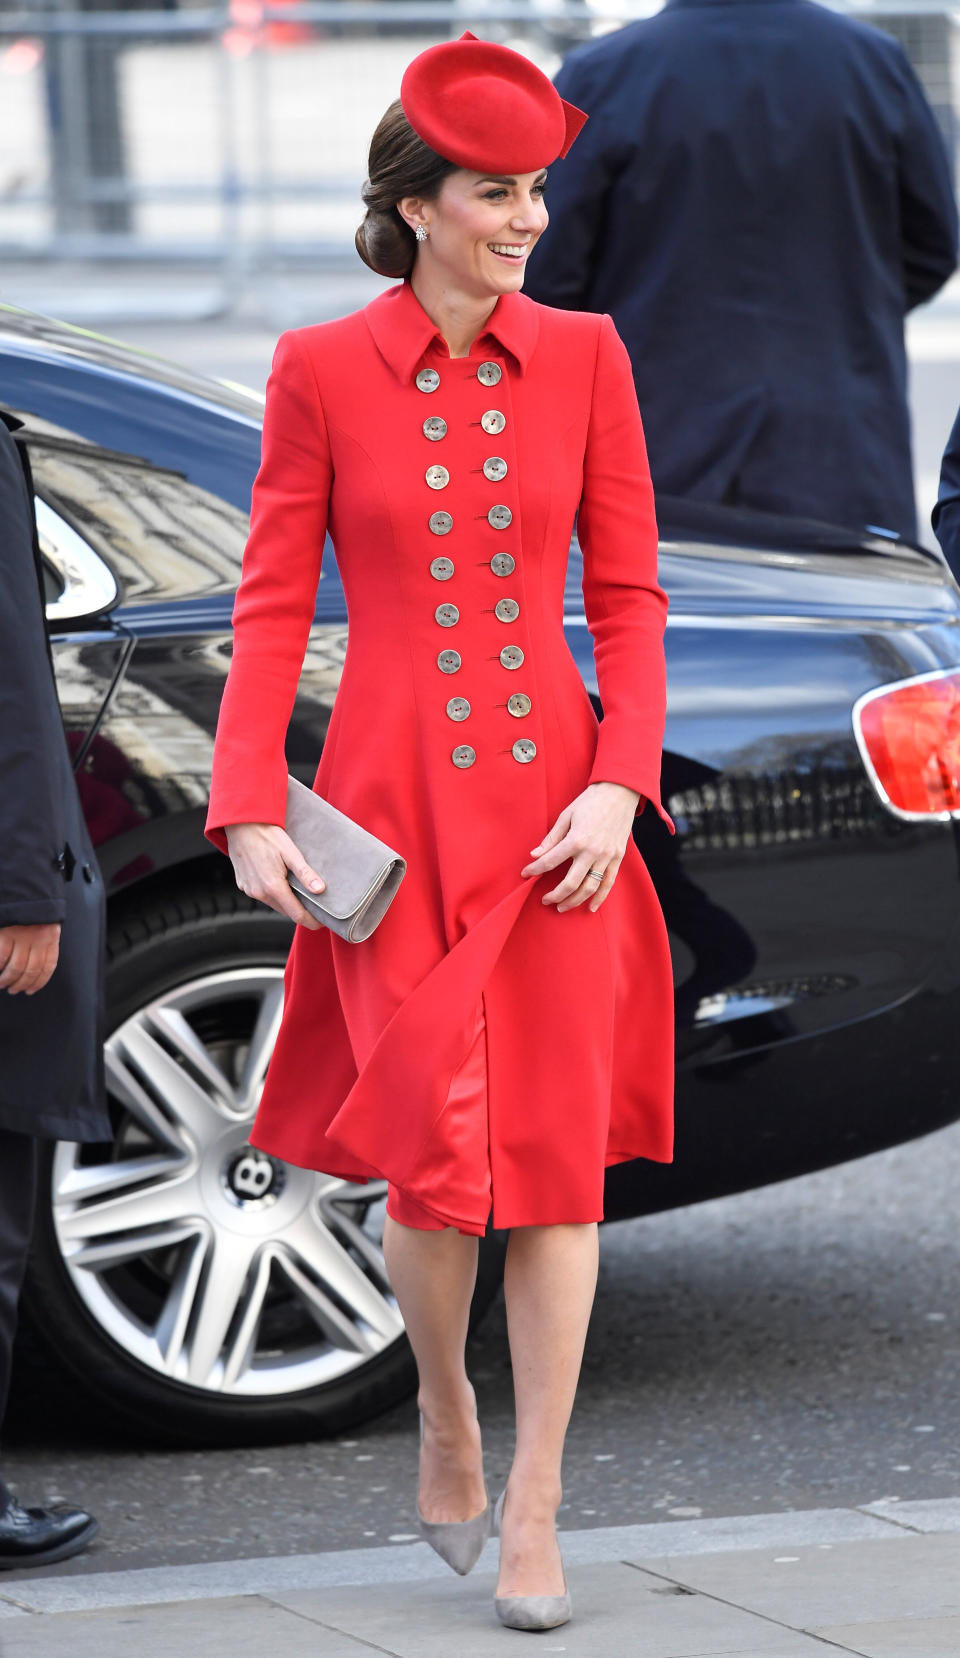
[0, 411, 111, 1568]
[525, 0, 958, 541]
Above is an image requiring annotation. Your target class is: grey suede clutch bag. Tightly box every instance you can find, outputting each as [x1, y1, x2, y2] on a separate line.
[285, 776, 406, 943]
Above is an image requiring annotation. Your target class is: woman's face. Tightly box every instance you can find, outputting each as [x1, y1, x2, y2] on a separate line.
[401, 168, 548, 299]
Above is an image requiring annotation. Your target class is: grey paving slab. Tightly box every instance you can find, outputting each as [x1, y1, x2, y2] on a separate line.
[271, 1562, 830, 1658]
[603, 1507, 901, 1559]
[861, 1498, 960, 1534]
[815, 1616, 960, 1656]
[636, 1535, 960, 1629]
[0, 1594, 376, 1658]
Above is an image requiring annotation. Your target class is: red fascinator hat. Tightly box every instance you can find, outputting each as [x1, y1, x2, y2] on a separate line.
[400, 31, 587, 174]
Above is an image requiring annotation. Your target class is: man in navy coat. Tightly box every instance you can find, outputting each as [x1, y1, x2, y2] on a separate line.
[525, 0, 958, 541]
[932, 407, 960, 582]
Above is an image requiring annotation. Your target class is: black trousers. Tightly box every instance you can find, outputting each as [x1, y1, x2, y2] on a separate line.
[0, 1130, 39, 1507]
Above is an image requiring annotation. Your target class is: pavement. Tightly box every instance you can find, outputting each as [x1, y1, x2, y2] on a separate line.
[1, 1498, 959, 1656]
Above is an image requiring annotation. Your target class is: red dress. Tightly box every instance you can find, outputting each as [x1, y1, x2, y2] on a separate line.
[205, 279, 674, 1234]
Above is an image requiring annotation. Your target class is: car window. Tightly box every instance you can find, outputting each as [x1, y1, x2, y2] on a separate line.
[30, 443, 248, 607]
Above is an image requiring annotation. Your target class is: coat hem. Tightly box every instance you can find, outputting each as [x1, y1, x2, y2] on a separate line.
[604, 1142, 674, 1167]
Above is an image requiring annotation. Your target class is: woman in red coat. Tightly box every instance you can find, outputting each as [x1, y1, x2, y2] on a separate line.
[206, 33, 673, 1631]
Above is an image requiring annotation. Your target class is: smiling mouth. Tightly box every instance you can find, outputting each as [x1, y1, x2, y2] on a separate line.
[488, 243, 528, 260]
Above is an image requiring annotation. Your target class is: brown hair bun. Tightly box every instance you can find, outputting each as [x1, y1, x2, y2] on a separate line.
[355, 99, 457, 279]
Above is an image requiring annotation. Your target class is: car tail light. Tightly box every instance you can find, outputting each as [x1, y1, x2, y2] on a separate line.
[853, 668, 960, 820]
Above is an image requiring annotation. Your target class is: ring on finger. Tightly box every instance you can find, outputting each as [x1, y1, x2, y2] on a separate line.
[585, 867, 604, 883]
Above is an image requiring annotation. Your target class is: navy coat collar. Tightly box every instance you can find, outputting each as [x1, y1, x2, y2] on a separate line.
[365, 278, 539, 382]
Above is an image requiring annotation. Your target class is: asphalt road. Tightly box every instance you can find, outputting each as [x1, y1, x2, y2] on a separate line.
[2, 291, 959, 1580]
[6, 1112, 960, 1575]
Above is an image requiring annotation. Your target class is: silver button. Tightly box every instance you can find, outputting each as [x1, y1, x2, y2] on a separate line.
[437, 649, 462, 674]
[490, 552, 516, 577]
[483, 456, 508, 482]
[423, 416, 447, 441]
[477, 361, 502, 387]
[495, 597, 520, 623]
[426, 465, 450, 490]
[435, 602, 459, 626]
[488, 504, 513, 530]
[507, 692, 532, 717]
[446, 696, 471, 721]
[481, 409, 506, 435]
[416, 368, 440, 393]
[429, 556, 454, 580]
[452, 744, 476, 768]
[512, 738, 537, 764]
[499, 645, 524, 670]
[429, 510, 453, 536]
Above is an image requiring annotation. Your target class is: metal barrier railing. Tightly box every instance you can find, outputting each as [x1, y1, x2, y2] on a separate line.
[0, 3, 956, 311]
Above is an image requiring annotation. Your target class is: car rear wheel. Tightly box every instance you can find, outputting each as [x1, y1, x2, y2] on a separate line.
[23, 875, 504, 1446]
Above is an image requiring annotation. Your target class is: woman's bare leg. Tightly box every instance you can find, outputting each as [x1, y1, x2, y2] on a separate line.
[496, 1221, 599, 1597]
[382, 1216, 487, 1522]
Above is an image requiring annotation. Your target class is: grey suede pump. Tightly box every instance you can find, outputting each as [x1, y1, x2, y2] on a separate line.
[416, 1413, 491, 1576]
[493, 1487, 572, 1632]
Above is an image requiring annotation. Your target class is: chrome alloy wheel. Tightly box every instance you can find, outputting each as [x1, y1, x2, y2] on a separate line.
[51, 968, 404, 1397]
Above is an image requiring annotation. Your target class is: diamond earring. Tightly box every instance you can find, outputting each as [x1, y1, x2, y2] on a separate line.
[415, 223, 428, 242]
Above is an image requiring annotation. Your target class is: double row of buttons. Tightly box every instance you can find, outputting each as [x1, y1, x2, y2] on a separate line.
[438, 645, 525, 673]
[454, 737, 536, 768]
[428, 505, 512, 535]
[417, 362, 504, 393]
[445, 692, 532, 721]
[429, 552, 516, 580]
[426, 457, 508, 490]
[423, 409, 507, 439]
[419, 361, 536, 769]
[435, 598, 519, 627]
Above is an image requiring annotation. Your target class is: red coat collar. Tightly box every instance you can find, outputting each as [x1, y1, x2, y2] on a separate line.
[364, 279, 539, 383]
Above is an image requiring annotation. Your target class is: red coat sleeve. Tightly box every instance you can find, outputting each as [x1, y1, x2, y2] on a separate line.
[578, 314, 674, 832]
[205, 331, 332, 853]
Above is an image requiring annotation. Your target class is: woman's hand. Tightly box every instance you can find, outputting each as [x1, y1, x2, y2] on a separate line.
[225, 823, 326, 929]
[521, 782, 642, 913]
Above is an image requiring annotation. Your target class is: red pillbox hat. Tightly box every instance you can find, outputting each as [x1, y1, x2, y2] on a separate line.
[400, 30, 588, 174]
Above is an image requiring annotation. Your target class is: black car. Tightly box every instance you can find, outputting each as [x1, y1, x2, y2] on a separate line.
[4, 304, 960, 1445]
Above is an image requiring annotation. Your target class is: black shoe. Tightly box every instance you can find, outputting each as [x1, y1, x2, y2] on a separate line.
[0, 1497, 99, 1569]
